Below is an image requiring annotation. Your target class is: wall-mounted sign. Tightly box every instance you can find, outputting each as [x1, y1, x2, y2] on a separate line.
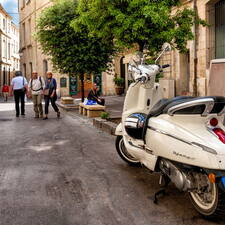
[60, 77, 67, 88]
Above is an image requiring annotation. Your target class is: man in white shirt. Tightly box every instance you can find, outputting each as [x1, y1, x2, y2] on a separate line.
[28, 72, 45, 118]
[10, 71, 28, 117]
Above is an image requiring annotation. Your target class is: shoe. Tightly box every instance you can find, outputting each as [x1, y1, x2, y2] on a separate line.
[35, 115, 39, 118]
[16, 114, 19, 117]
[57, 111, 60, 118]
[21, 113, 25, 116]
[43, 116, 48, 120]
[39, 114, 43, 118]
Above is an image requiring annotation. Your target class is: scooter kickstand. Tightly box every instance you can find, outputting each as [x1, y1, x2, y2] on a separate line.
[153, 174, 170, 204]
[153, 189, 166, 204]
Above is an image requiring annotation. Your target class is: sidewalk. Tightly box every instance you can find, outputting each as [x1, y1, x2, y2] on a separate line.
[57, 95, 125, 136]
[104, 95, 124, 118]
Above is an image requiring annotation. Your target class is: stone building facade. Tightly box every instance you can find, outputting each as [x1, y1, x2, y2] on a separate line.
[160, 0, 225, 96]
[0, 4, 20, 92]
[114, 0, 225, 97]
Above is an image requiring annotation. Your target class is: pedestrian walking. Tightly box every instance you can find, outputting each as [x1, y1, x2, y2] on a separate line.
[10, 71, 28, 117]
[2, 84, 9, 102]
[28, 72, 45, 118]
[43, 71, 60, 120]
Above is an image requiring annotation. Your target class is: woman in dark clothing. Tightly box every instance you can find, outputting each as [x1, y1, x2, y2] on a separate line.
[43, 72, 60, 120]
[87, 83, 105, 106]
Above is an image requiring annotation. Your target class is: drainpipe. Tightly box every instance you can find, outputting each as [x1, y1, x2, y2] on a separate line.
[35, 0, 38, 72]
[193, 0, 198, 96]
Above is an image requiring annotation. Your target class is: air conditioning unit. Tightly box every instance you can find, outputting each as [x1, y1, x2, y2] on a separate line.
[159, 79, 175, 99]
[208, 59, 225, 96]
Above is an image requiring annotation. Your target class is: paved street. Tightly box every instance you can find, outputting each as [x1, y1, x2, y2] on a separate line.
[0, 101, 223, 225]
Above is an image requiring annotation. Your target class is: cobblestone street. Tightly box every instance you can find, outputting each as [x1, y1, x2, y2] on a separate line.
[0, 101, 223, 225]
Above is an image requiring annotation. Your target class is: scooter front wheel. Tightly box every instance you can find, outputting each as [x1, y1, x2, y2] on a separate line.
[189, 183, 225, 218]
[115, 136, 141, 166]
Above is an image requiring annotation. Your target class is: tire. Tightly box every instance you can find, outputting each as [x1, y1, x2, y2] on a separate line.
[189, 183, 225, 218]
[115, 136, 141, 166]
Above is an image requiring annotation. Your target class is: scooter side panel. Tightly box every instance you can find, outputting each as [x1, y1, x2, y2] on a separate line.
[115, 123, 123, 136]
[146, 114, 225, 169]
[123, 135, 158, 171]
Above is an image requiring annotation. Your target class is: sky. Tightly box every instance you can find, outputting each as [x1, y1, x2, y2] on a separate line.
[0, 0, 19, 25]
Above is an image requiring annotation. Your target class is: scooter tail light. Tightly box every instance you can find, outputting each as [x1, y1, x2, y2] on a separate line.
[210, 118, 218, 127]
[213, 128, 225, 144]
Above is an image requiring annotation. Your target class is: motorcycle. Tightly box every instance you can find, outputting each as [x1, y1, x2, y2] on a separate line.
[115, 44, 225, 218]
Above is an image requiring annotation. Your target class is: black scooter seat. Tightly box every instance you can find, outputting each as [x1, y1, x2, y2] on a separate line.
[149, 96, 225, 117]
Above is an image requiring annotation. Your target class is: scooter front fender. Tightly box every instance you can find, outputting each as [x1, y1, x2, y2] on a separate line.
[115, 123, 123, 136]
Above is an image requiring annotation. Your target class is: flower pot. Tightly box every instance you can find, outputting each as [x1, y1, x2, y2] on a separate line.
[115, 86, 124, 95]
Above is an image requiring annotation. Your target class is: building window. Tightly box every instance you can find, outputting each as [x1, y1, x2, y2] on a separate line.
[23, 63, 26, 77]
[3, 19, 5, 30]
[215, 0, 225, 58]
[28, 18, 31, 43]
[43, 60, 48, 76]
[22, 23, 26, 47]
[3, 40, 5, 57]
[29, 62, 33, 76]
[60, 77, 67, 88]
[8, 43, 10, 59]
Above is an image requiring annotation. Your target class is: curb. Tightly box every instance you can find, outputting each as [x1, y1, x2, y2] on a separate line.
[56, 101, 79, 111]
[93, 118, 118, 135]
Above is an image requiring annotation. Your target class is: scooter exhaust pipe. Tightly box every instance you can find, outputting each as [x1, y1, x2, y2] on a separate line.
[159, 159, 192, 191]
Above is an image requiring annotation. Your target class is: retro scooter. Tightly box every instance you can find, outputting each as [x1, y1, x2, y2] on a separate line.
[115, 44, 225, 218]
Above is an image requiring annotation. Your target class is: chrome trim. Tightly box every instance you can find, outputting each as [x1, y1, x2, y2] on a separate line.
[128, 141, 144, 150]
[191, 142, 217, 155]
[148, 126, 217, 155]
[218, 106, 225, 116]
[167, 98, 215, 116]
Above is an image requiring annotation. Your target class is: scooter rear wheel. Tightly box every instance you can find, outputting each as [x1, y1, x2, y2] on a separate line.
[115, 136, 141, 166]
[189, 183, 225, 218]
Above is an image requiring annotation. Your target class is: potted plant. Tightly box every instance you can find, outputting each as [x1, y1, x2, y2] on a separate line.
[113, 76, 125, 95]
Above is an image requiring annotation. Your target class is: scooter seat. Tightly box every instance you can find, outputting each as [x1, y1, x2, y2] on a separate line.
[163, 96, 225, 115]
[149, 96, 193, 117]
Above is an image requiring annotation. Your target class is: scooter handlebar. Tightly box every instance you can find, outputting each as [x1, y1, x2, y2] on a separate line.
[162, 64, 170, 69]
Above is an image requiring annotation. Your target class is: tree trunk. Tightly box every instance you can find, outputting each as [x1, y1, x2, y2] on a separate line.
[80, 73, 85, 102]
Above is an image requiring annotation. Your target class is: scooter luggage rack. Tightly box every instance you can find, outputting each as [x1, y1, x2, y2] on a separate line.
[167, 98, 215, 117]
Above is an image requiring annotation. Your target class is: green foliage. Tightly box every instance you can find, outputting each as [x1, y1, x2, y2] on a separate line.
[36, 0, 116, 76]
[100, 112, 110, 119]
[73, 0, 206, 55]
[113, 77, 125, 87]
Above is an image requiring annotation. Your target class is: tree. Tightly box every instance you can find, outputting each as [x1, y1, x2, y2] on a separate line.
[73, 0, 206, 55]
[36, 0, 116, 101]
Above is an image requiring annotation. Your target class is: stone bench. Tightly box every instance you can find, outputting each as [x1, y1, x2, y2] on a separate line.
[61, 97, 74, 105]
[79, 103, 106, 118]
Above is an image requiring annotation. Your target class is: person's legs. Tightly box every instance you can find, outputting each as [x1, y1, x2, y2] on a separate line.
[50, 96, 59, 112]
[37, 94, 43, 117]
[50, 96, 60, 118]
[32, 95, 39, 117]
[3, 93, 7, 101]
[5, 93, 8, 102]
[97, 98, 105, 106]
[44, 96, 50, 119]
[14, 90, 20, 116]
[20, 91, 25, 115]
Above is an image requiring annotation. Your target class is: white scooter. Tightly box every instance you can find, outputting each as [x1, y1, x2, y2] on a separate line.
[115, 44, 225, 218]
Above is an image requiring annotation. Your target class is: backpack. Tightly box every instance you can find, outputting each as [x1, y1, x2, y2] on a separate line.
[31, 77, 43, 91]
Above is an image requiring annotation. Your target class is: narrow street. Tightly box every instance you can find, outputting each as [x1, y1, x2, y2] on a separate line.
[0, 102, 222, 225]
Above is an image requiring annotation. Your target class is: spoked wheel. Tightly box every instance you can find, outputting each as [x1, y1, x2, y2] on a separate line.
[115, 136, 141, 166]
[189, 183, 225, 218]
